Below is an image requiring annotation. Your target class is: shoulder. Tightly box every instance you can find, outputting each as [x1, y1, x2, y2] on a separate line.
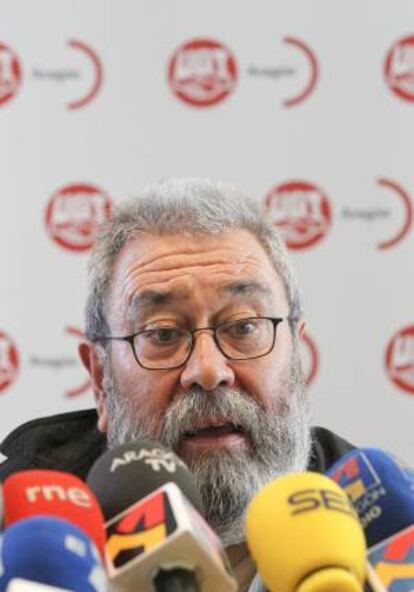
[309, 426, 355, 473]
[0, 409, 107, 481]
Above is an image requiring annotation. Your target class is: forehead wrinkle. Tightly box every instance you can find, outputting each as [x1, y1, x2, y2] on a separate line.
[113, 237, 281, 325]
[125, 287, 192, 325]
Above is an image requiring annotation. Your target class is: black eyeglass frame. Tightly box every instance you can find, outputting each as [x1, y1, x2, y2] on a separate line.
[89, 315, 297, 370]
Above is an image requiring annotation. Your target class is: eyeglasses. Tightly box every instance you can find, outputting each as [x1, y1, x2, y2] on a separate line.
[90, 316, 294, 370]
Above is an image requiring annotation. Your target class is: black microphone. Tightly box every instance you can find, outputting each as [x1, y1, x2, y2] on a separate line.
[87, 439, 237, 592]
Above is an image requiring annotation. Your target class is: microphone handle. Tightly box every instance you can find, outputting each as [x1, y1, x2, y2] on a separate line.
[153, 568, 199, 592]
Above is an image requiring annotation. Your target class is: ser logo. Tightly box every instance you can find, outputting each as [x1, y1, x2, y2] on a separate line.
[288, 488, 354, 517]
[168, 38, 238, 107]
[385, 326, 414, 395]
[45, 183, 112, 252]
[106, 490, 177, 568]
[263, 180, 332, 250]
[0, 42, 22, 106]
[0, 331, 19, 393]
[384, 35, 414, 102]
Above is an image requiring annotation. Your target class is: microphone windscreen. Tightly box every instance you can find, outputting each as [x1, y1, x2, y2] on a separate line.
[0, 515, 108, 592]
[326, 447, 414, 547]
[245, 472, 366, 592]
[3, 470, 106, 557]
[87, 439, 204, 520]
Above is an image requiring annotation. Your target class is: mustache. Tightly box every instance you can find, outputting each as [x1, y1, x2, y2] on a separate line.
[160, 385, 283, 451]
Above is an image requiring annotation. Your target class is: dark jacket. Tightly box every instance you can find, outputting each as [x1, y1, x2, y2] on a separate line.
[0, 409, 354, 481]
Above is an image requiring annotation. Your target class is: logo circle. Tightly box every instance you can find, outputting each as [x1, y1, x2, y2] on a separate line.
[385, 325, 414, 394]
[263, 180, 332, 250]
[168, 38, 238, 107]
[384, 35, 414, 102]
[0, 42, 22, 106]
[0, 332, 19, 393]
[45, 183, 112, 252]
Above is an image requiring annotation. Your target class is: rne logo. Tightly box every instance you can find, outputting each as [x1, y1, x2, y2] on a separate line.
[26, 485, 92, 508]
[264, 180, 332, 250]
[45, 183, 112, 252]
[168, 38, 238, 107]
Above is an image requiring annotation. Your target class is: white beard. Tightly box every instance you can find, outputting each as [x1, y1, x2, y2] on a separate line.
[103, 352, 312, 546]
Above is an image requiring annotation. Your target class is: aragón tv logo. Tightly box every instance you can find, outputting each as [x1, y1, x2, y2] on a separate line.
[44, 183, 112, 252]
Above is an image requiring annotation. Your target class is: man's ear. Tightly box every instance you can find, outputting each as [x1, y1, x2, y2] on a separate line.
[79, 341, 108, 433]
[297, 318, 306, 339]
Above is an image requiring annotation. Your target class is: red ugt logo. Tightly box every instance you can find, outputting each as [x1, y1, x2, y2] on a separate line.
[168, 38, 238, 107]
[385, 326, 414, 395]
[0, 43, 22, 106]
[0, 332, 19, 393]
[45, 183, 112, 252]
[264, 180, 332, 250]
[384, 35, 414, 102]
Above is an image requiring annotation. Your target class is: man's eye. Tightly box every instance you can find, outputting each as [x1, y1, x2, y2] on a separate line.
[226, 320, 257, 337]
[145, 328, 183, 345]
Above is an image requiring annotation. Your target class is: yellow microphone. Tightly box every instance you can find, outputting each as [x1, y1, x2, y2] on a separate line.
[245, 472, 367, 592]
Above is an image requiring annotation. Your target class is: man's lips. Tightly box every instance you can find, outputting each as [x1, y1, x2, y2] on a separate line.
[183, 422, 244, 438]
[179, 422, 248, 452]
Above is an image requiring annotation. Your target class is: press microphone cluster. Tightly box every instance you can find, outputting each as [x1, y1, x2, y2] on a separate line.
[0, 442, 237, 592]
[3, 438, 414, 592]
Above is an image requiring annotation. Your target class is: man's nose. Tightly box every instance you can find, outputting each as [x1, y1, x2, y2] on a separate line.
[179, 330, 236, 391]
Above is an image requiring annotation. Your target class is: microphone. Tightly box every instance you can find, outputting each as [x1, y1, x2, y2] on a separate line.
[327, 447, 414, 591]
[245, 471, 367, 592]
[3, 469, 106, 558]
[87, 439, 204, 519]
[0, 515, 108, 592]
[87, 439, 237, 592]
[6, 579, 69, 591]
[326, 447, 414, 547]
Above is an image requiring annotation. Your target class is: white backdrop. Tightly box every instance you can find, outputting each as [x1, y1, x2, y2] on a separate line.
[1, 1, 413, 461]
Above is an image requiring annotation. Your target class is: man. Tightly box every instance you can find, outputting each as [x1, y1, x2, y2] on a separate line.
[0, 178, 353, 590]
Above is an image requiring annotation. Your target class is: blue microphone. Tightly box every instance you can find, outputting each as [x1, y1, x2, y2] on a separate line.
[326, 447, 414, 547]
[0, 515, 108, 592]
[327, 447, 414, 592]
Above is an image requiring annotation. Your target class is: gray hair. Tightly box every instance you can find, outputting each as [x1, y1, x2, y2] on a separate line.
[85, 178, 303, 339]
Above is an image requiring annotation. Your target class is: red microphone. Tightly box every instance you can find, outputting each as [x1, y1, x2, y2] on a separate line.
[3, 469, 106, 558]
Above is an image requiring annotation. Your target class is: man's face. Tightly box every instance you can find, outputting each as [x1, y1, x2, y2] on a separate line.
[83, 230, 311, 544]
